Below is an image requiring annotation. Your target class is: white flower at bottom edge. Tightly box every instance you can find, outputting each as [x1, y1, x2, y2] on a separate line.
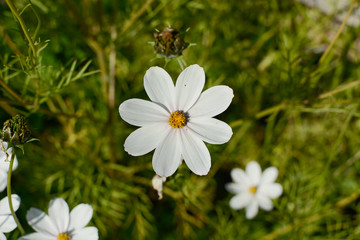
[225, 161, 283, 219]
[119, 64, 234, 177]
[0, 194, 21, 240]
[0, 142, 18, 192]
[19, 198, 98, 240]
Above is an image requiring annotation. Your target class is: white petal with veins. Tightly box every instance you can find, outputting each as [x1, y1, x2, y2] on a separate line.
[188, 117, 232, 144]
[189, 85, 234, 118]
[175, 64, 205, 111]
[144, 66, 176, 112]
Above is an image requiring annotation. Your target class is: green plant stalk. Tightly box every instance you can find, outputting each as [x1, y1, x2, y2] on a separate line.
[0, 78, 23, 102]
[120, 0, 154, 34]
[7, 148, 25, 235]
[319, 0, 357, 64]
[5, 0, 36, 59]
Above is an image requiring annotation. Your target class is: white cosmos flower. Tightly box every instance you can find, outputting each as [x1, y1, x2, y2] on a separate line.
[19, 198, 98, 240]
[0, 142, 18, 192]
[225, 161, 283, 219]
[0, 194, 21, 240]
[119, 64, 234, 177]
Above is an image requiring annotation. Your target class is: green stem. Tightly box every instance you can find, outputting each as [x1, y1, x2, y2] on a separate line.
[319, 0, 357, 64]
[5, 0, 36, 59]
[7, 147, 25, 235]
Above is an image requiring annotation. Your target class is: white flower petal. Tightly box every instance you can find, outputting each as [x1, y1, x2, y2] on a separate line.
[0, 158, 9, 171]
[256, 193, 273, 211]
[152, 130, 182, 177]
[124, 123, 170, 156]
[12, 156, 18, 171]
[188, 117, 232, 144]
[49, 198, 70, 234]
[0, 147, 17, 172]
[229, 192, 252, 210]
[0, 215, 17, 232]
[225, 183, 243, 194]
[119, 99, 169, 127]
[0, 155, 6, 165]
[175, 65, 205, 111]
[0, 154, 18, 192]
[180, 128, 211, 176]
[245, 200, 259, 219]
[230, 168, 250, 186]
[188, 85, 234, 118]
[144, 66, 176, 112]
[71, 226, 98, 240]
[246, 161, 262, 185]
[69, 204, 93, 231]
[260, 167, 278, 185]
[18, 232, 54, 240]
[260, 183, 283, 199]
[26, 208, 58, 236]
[0, 142, 10, 163]
[0, 171, 7, 192]
[0, 195, 20, 215]
[0, 232, 6, 240]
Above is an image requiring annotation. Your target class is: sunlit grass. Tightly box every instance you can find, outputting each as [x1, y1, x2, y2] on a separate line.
[1, 0, 360, 239]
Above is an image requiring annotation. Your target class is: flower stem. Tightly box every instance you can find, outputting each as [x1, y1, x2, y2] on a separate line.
[5, 0, 36, 60]
[7, 148, 25, 235]
[319, 0, 357, 64]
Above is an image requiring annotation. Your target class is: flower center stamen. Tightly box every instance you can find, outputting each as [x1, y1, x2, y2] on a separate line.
[249, 186, 257, 194]
[57, 233, 71, 240]
[169, 111, 189, 129]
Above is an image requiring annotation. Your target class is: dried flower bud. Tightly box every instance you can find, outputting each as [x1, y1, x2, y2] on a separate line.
[2, 115, 31, 146]
[154, 27, 189, 59]
[152, 175, 166, 200]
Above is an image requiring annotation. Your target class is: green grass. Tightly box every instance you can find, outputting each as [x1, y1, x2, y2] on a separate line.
[1, 0, 360, 239]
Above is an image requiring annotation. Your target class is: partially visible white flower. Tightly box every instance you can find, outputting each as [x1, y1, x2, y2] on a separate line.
[119, 64, 234, 177]
[19, 198, 98, 240]
[152, 175, 166, 200]
[225, 161, 283, 219]
[0, 194, 21, 240]
[0, 142, 18, 192]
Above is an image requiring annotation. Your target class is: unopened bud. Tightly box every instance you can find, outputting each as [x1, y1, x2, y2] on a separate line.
[2, 115, 31, 146]
[154, 27, 189, 59]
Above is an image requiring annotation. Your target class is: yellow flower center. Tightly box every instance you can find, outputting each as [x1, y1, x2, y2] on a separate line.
[168, 111, 188, 129]
[57, 233, 71, 240]
[249, 186, 257, 194]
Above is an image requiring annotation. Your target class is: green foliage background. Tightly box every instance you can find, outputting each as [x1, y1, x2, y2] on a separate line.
[1, 0, 360, 239]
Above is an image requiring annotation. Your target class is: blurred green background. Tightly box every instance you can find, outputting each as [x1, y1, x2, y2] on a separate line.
[1, 0, 360, 239]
